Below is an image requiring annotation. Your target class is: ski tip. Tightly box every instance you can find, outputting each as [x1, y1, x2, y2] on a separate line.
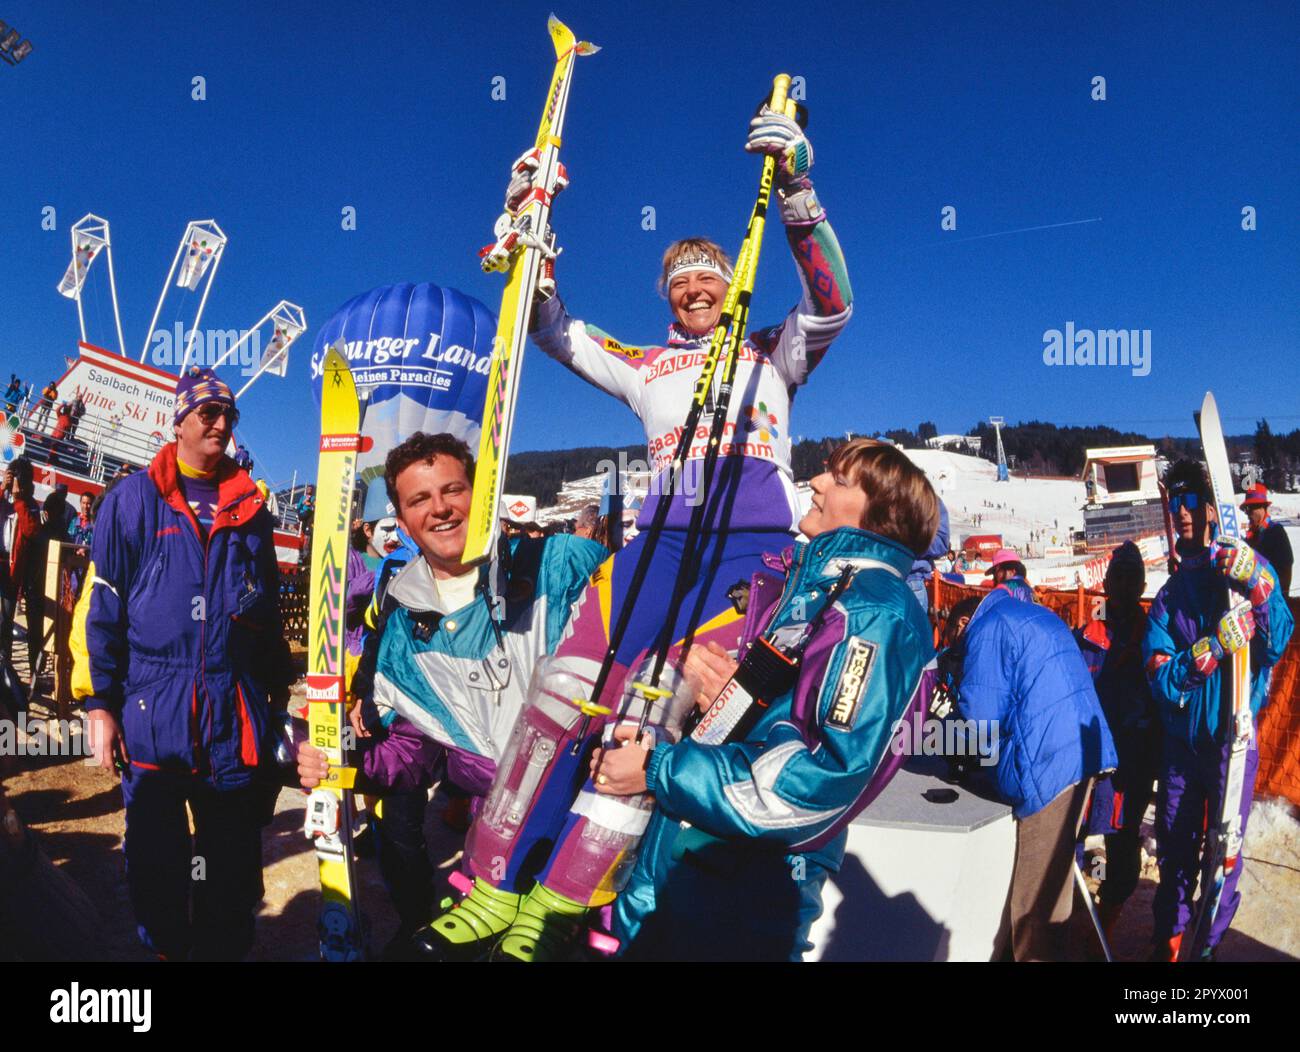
[548, 13, 574, 52]
[548, 13, 598, 56]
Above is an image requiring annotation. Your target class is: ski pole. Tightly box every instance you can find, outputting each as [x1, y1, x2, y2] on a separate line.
[574, 74, 794, 752]
[632, 77, 799, 733]
[1073, 859, 1114, 962]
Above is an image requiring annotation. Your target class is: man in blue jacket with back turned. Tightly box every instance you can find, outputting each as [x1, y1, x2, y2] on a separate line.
[72, 367, 293, 960]
[956, 575, 1117, 961]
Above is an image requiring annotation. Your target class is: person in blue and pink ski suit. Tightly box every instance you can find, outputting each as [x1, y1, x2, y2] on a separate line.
[416, 101, 858, 961]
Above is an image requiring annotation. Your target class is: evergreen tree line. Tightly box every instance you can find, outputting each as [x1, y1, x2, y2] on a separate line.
[503, 444, 643, 507]
[1250, 419, 1300, 490]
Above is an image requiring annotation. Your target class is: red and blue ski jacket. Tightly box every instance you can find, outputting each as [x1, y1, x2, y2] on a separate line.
[71, 443, 293, 786]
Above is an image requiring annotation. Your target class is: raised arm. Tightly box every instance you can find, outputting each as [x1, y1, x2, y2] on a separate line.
[744, 106, 853, 384]
[529, 296, 647, 414]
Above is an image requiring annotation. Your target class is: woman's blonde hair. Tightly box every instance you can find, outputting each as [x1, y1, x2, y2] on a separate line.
[656, 238, 734, 297]
[827, 438, 940, 556]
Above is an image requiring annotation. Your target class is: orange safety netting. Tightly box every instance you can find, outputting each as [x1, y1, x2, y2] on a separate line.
[929, 575, 1300, 808]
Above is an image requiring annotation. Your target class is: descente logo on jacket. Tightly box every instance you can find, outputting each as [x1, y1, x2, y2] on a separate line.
[827, 638, 877, 729]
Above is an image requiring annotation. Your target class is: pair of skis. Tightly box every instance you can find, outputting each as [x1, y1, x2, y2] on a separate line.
[301, 14, 599, 963]
[463, 14, 598, 567]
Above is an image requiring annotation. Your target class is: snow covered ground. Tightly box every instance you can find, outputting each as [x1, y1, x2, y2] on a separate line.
[904, 447, 1086, 549]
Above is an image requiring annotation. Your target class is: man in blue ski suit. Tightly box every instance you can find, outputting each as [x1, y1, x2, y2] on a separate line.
[72, 367, 293, 960]
[1143, 460, 1292, 961]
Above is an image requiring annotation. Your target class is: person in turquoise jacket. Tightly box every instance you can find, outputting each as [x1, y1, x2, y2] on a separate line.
[956, 574, 1117, 960]
[593, 438, 939, 961]
[296, 432, 608, 955]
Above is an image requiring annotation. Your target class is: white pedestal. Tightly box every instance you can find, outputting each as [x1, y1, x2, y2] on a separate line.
[807, 757, 1015, 961]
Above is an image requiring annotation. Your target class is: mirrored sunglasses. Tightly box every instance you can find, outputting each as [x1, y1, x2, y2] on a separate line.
[195, 403, 239, 426]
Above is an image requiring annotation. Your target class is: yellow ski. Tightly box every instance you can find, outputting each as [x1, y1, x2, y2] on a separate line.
[464, 13, 598, 564]
[303, 345, 367, 960]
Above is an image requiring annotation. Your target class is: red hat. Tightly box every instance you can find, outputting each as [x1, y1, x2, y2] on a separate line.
[984, 548, 1026, 576]
[1240, 484, 1271, 510]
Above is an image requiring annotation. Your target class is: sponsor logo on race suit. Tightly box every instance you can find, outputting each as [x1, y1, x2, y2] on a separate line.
[642, 344, 761, 385]
[741, 402, 780, 442]
[827, 638, 877, 729]
[601, 337, 644, 360]
[647, 419, 777, 472]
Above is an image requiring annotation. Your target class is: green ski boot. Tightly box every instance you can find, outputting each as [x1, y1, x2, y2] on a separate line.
[492, 883, 592, 962]
[409, 879, 521, 961]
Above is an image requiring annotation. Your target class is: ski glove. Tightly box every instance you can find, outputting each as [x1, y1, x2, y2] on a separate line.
[746, 108, 825, 226]
[746, 108, 814, 179]
[1213, 535, 1275, 607]
[1188, 607, 1255, 680]
[504, 147, 569, 213]
[491, 147, 564, 302]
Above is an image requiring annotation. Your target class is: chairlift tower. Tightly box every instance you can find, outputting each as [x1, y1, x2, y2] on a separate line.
[990, 416, 1009, 482]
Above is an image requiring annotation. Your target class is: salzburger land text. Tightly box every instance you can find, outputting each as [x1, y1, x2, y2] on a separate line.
[309, 332, 492, 379]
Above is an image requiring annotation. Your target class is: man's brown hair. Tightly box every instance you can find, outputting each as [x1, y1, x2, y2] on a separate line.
[827, 438, 940, 556]
[383, 432, 475, 510]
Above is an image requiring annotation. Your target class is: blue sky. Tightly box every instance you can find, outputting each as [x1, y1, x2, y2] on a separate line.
[1, 0, 1296, 487]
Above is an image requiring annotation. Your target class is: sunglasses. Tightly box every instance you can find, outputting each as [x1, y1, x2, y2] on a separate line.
[195, 403, 239, 426]
[1167, 492, 1202, 514]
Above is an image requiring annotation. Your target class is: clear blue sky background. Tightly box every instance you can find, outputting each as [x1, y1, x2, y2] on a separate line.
[2, 0, 1296, 488]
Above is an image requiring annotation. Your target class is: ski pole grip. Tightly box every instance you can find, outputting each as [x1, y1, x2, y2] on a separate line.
[768, 74, 792, 114]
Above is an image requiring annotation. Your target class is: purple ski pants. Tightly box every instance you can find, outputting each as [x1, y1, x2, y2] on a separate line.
[1153, 724, 1259, 953]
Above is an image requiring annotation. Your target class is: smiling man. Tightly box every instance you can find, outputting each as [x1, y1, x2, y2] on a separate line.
[72, 365, 292, 961]
[295, 432, 607, 953]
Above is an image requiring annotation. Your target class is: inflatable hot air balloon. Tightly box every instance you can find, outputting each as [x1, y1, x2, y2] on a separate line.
[310, 283, 497, 519]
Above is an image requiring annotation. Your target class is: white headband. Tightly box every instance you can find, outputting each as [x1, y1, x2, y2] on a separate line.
[665, 253, 733, 286]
